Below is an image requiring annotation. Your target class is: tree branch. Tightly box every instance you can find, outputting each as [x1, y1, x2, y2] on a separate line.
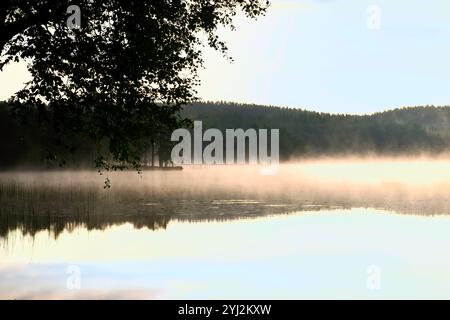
[0, 2, 66, 52]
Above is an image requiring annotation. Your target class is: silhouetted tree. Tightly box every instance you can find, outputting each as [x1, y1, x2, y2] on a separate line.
[0, 1, 269, 171]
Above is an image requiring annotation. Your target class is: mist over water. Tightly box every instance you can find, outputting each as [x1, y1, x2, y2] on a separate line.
[3, 157, 450, 217]
[3, 157, 450, 243]
[3, 158, 450, 299]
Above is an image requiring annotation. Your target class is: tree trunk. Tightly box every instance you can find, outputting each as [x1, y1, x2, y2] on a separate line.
[151, 140, 155, 167]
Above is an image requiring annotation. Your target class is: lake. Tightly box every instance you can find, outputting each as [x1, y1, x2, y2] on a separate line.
[2, 159, 450, 299]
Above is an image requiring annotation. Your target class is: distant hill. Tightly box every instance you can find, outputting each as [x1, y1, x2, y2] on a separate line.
[182, 102, 450, 159]
[373, 106, 450, 130]
[2, 101, 450, 168]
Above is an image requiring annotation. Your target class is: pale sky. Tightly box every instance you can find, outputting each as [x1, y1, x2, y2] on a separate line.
[1, 0, 450, 114]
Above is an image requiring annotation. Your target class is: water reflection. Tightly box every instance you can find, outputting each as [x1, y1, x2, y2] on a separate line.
[3, 162, 450, 299]
[3, 209, 450, 299]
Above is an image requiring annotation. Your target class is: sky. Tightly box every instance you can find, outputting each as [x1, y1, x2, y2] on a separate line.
[1, 0, 450, 114]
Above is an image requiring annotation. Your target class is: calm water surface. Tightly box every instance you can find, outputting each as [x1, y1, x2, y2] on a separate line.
[2, 161, 450, 299]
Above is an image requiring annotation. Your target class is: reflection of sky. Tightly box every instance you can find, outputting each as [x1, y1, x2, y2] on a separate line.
[3, 209, 450, 299]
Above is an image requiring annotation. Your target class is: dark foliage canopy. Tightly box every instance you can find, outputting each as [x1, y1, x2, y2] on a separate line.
[0, 0, 269, 170]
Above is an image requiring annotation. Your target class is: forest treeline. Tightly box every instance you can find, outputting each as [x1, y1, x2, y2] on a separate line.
[2, 101, 450, 168]
[183, 102, 450, 158]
